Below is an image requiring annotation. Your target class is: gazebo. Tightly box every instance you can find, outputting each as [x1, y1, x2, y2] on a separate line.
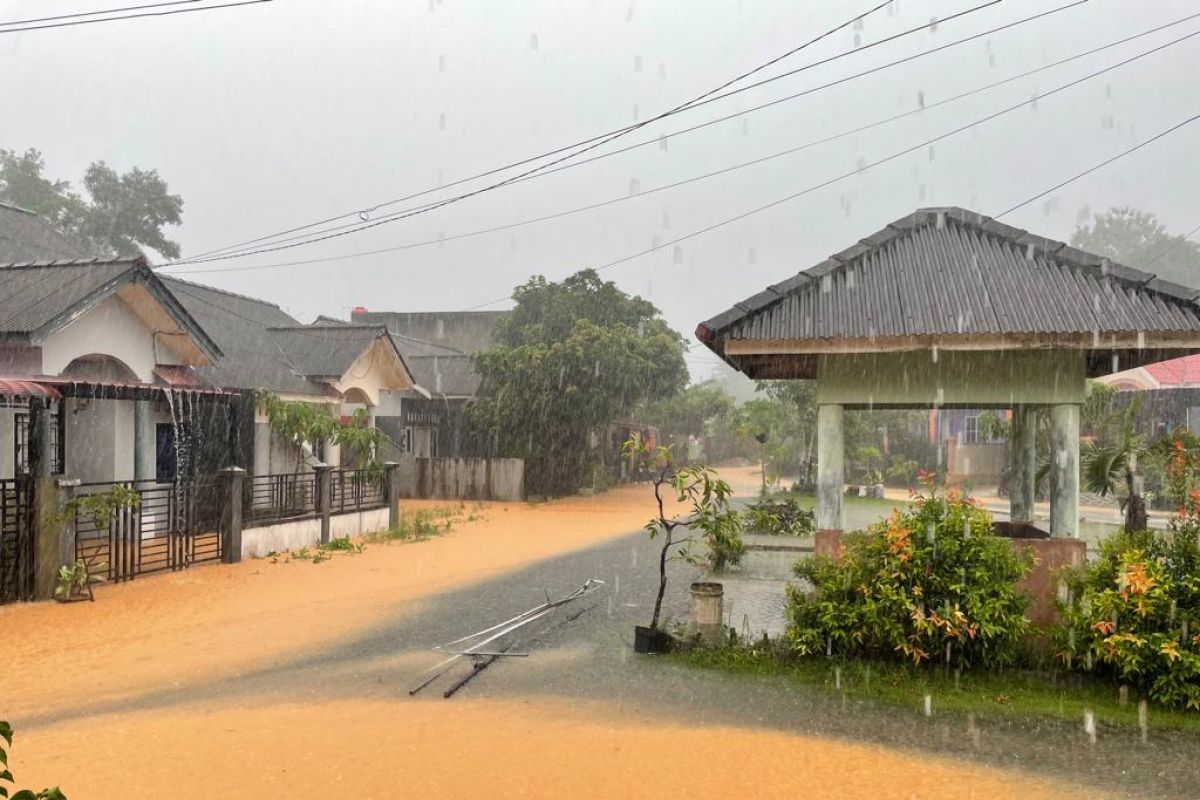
[697, 207, 1200, 539]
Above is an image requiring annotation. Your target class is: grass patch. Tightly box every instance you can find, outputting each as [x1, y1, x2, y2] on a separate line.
[674, 646, 1200, 733]
[364, 505, 480, 544]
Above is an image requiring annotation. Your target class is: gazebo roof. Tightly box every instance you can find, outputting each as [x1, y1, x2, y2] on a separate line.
[697, 207, 1200, 380]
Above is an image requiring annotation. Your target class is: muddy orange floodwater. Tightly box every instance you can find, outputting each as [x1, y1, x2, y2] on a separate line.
[3, 467, 1098, 798]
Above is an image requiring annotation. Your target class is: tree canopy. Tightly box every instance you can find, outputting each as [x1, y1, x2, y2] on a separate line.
[0, 148, 184, 259]
[1072, 207, 1200, 287]
[471, 269, 687, 496]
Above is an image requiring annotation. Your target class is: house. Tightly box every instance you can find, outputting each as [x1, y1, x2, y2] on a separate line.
[1096, 353, 1200, 436]
[0, 257, 227, 484]
[159, 278, 417, 475]
[348, 309, 502, 458]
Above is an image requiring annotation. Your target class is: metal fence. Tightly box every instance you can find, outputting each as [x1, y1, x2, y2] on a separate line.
[241, 469, 387, 528]
[0, 477, 33, 603]
[74, 479, 224, 584]
[330, 469, 387, 514]
[243, 472, 318, 524]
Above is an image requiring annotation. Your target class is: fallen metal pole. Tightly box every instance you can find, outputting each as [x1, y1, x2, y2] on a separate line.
[408, 578, 605, 696]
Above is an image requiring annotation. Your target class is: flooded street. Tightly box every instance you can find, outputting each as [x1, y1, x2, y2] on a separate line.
[6, 467, 1195, 798]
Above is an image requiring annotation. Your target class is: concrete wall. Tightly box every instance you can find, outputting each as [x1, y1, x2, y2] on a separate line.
[395, 455, 523, 501]
[65, 398, 126, 482]
[946, 441, 1008, 483]
[253, 422, 307, 476]
[241, 507, 390, 559]
[41, 294, 160, 382]
[816, 350, 1088, 407]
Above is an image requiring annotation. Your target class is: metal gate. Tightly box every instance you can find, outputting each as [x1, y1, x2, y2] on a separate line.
[0, 477, 34, 604]
[75, 479, 224, 584]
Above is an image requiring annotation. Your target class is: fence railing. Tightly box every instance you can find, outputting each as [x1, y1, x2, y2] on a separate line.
[74, 479, 224, 584]
[330, 469, 387, 515]
[243, 472, 318, 524]
[0, 477, 33, 603]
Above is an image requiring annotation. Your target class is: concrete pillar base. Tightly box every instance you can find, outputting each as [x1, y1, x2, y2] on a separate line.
[815, 529, 844, 560]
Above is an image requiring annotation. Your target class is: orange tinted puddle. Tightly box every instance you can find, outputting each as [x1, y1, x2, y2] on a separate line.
[14, 697, 1105, 800]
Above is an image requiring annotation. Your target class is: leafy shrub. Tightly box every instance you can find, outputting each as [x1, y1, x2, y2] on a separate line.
[0, 720, 67, 799]
[786, 478, 1031, 669]
[1057, 494, 1200, 710]
[743, 499, 815, 537]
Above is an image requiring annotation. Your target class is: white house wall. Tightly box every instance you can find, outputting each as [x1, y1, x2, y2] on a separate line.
[40, 294, 172, 382]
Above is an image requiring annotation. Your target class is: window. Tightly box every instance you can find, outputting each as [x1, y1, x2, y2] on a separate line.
[399, 427, 413, 454]
[13, 404, 64, 476]
[963, 414, 980, 444]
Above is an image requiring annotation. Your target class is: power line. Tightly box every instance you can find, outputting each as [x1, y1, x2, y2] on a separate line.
[0, 0, 273, 34]
[164, 15, 1200, 277]
[994, 113, 1200, 219]
[1142, 221, 1200, 269]
[171, 0, 1089, 268]
[462, 50, 1200, 310]
[169, 0, 1010, 265]
[0, 0, 200, 27]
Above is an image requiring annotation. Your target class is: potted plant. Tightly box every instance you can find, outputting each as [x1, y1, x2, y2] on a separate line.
[625, 438, 744, 654]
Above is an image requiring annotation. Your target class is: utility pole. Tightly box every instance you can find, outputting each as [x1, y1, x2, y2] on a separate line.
[754, 432, 768, 496]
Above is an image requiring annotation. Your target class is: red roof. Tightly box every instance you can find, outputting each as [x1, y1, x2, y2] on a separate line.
[0, 379, 60, 398]
[1143, 354, 1200, 388]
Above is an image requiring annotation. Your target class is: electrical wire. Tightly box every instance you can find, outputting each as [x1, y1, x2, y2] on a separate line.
[164, 16, 1200, 277]
[992, 114, 1200, 218]
[168, 0, 1013, 265]
[461, 53, 1200, 309]
[168, 0, 1096, 268]
[1141, 221, 1200, 269]
[0, 0, 200, 27]
[0, 0, 273, 34]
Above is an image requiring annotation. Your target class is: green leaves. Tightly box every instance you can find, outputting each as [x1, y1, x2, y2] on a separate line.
[1057, 519, 1200, 709]
[471, 271, 686, 496]
[787, 487, 1030, 670]
[0, 722, 66, 800]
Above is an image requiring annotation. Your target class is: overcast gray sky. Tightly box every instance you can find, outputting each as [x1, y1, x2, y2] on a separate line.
[4, 0, 1198, 380]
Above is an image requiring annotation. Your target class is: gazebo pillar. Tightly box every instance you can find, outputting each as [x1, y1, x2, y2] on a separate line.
[1048, 403, 1080, 538]
[1009, 404, 1037, 524]
[816, 403, 844, 532]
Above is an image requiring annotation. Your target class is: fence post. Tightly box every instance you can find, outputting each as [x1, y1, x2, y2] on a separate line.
[29, 397, 62, 600]
[56, 478, 80, 572]
[314, 463, 331, 545]
[385, 461, 400, 531]
[220, 466, 245, 564]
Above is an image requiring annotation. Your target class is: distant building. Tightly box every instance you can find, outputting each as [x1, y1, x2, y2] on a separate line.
[1097, 353, 1200, 436]
[349, 309, 502, 458]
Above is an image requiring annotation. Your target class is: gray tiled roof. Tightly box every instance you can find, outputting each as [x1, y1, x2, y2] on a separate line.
[700, 207, 1200, 346]
[352, 309, 503, 354]
[404, 354, 479, 397]
[268, 324, 397, 379]
[160, 277, 324, 395]
[0, 260, 221, 362]
[0, 259, 135, 337]
[0, 202, 92, 263]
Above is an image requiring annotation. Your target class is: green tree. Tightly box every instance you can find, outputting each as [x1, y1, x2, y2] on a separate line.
[1072, 207, 1200, 287]
[0, 148, 183, 259]
[471, 269, 687, 496]
[640, 381, 736, 458]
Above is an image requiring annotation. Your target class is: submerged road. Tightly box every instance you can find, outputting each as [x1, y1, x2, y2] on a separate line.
[21, 522, 1200, 799]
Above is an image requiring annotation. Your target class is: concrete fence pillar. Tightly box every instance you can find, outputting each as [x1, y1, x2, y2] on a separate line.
[384, 461, 400, 530]
[220, 466, 246, 563]
[314, 462, 331, 544]
[1049, 403, 1080, 538]
[133, 399, 155, 483]
[816, 403, 845, 533]
[1009, 404, 1038, 524]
